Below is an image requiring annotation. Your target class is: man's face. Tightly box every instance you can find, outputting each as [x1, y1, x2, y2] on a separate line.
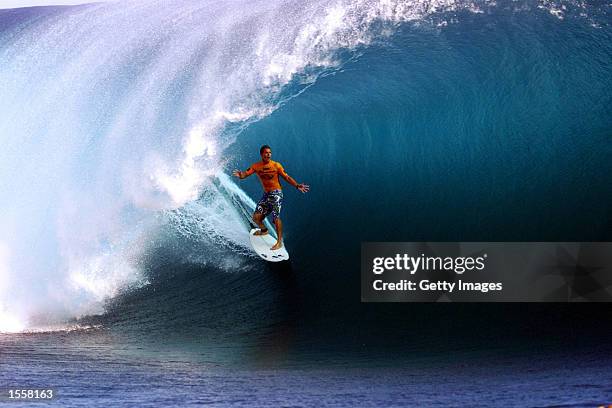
[261, 148, 272, 162]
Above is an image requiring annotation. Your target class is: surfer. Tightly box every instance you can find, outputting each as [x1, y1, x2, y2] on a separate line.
[233, 145, 309, 250]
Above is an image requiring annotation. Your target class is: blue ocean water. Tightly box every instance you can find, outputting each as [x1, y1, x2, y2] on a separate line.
[1, 0, 611, 406]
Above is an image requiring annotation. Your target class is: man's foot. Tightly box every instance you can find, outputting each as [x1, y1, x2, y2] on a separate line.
[254, 228, 268, 236]
[270, 241, 283, 251]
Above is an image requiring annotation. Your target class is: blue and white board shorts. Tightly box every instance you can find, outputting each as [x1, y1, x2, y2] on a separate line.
[256, 190, 283, 221]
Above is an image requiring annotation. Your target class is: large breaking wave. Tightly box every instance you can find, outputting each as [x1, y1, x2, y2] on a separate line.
[0, 0, 609, 333]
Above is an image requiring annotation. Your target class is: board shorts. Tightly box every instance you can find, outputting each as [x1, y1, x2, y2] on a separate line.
[256, 189, 283, 221]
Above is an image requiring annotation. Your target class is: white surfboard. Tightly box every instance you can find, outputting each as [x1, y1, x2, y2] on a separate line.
[249, 228, 289, 262]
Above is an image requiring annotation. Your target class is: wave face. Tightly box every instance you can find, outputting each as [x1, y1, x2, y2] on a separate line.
[0, 0, 610, 335]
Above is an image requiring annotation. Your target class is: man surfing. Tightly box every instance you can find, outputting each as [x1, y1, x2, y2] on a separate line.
[233, 145, 309, 250]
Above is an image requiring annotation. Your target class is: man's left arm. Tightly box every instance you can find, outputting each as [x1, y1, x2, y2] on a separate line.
[278, 164, 309, 193]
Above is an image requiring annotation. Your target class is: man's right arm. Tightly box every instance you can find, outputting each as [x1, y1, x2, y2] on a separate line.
[232, 167, 255, 179]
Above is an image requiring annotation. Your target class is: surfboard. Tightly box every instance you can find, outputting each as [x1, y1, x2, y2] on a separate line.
[249, 228, 289, 262]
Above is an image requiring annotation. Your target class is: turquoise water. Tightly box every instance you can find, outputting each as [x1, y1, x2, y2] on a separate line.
[234, 8, 611, 244]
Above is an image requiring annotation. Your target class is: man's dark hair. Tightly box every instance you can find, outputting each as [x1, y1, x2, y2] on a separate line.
[260, 145, 271, 154]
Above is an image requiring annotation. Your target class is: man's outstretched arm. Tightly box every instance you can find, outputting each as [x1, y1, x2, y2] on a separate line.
[232, 167, 255, 179]
[279, 167, 310, 193]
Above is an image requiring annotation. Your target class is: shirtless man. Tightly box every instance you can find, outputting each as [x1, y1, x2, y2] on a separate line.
[233, 145, 309, 250]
